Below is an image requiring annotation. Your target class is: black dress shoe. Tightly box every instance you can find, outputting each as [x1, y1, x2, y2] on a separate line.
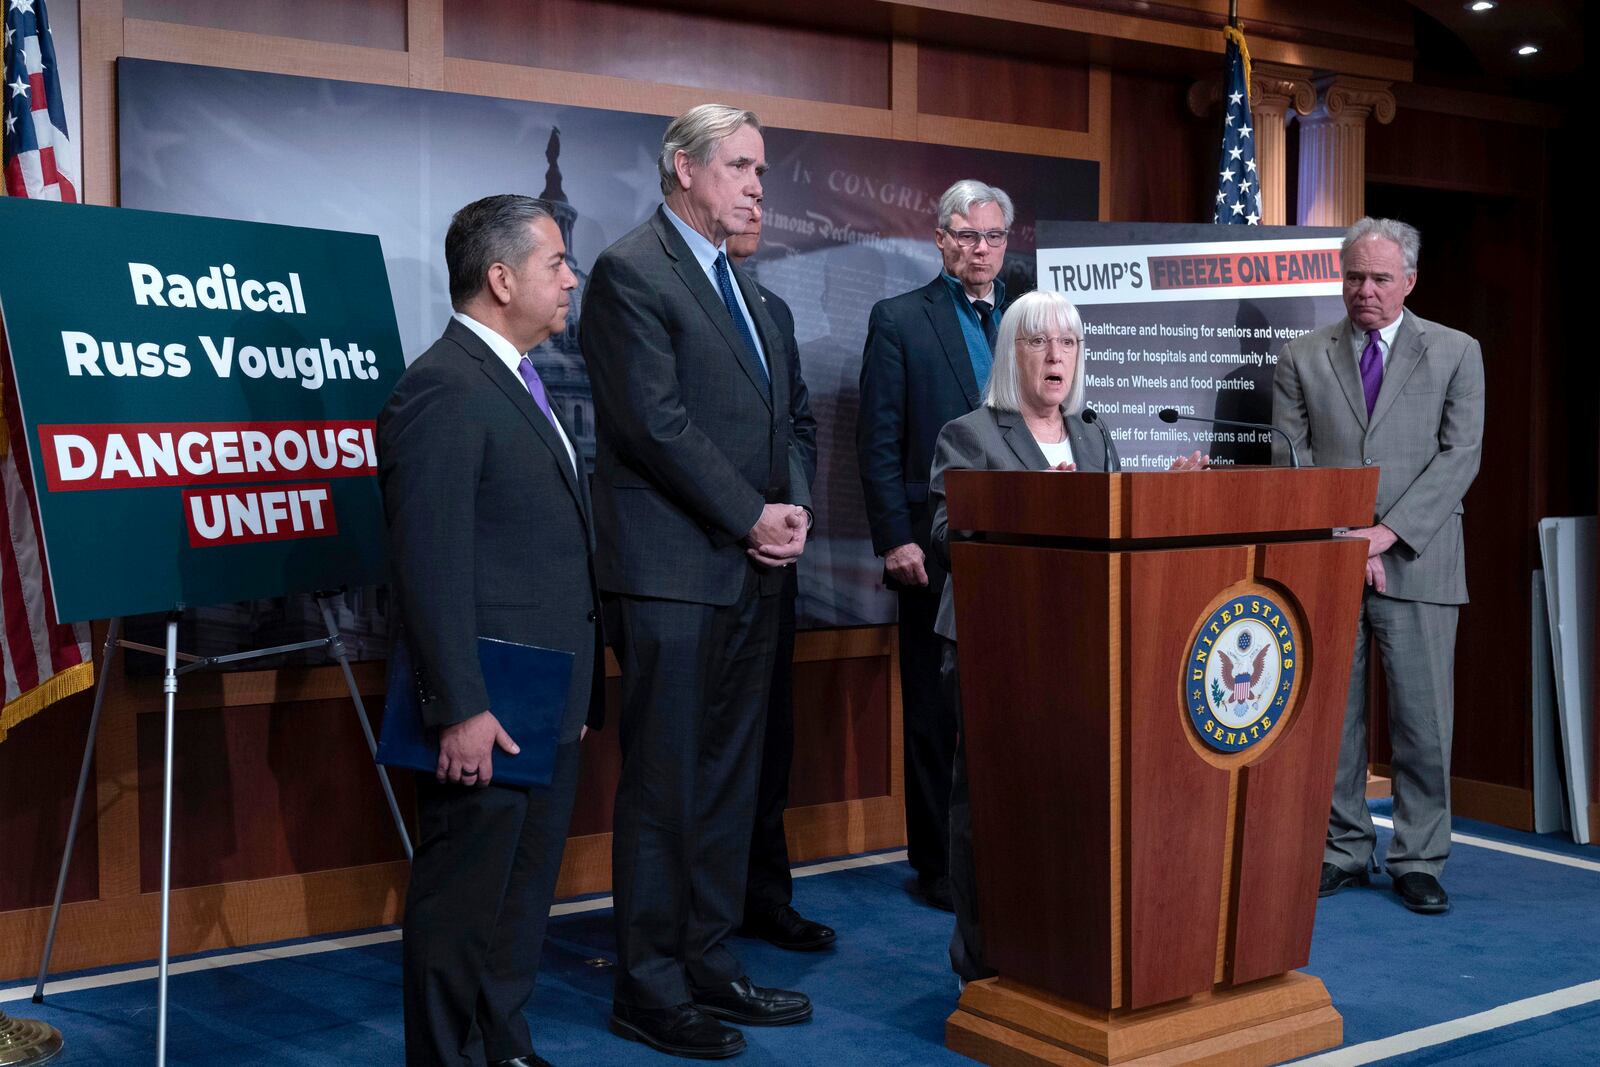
[913, 873, 954, 912]
[490, 1055, 553, 1067]
[1393, 871, 1450, 914]
[692, 976, 813, 1026]
[1318, 862, 1370, 898]
[610, 1002, 746, 1059]
[739, 904, 837, 951]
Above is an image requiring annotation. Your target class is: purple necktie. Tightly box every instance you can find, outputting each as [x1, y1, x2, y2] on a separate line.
[1359, 329, 1384, 416]
[516, 355, 557, 426]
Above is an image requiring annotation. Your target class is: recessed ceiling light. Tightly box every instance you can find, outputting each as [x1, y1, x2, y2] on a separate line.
[1517, 44, 1540, 56]
[1465, 1, 1498, 12]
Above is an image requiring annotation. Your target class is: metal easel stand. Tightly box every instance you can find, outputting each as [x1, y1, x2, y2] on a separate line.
[31, 595, 411, 1067]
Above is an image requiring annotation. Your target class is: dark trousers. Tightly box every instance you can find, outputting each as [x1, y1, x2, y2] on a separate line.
[899, 569, 955, 880]
[744, 579, 798, 917]
[403, 740, 584, 1067]
[611, 570, 779, 1008]
[941, 639, 994, 983]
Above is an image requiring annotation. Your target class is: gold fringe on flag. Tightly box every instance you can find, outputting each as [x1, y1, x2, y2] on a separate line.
[1224, 25, 1253, 105]
[0, 659, 95, 743]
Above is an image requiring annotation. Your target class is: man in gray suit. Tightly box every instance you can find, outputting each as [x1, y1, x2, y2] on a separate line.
[580, 104, 814, 1059]
[1272, 216, 1484, 915]
[381, 195, 603, 1067]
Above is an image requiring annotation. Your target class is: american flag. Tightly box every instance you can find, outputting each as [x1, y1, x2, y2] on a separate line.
[1212, 25, 1261, 226]
[3, 0, 77, 200]
[1, 0, 91, 741]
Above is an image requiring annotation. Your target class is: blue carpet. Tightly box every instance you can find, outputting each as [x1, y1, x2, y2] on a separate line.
[13, 808, 1600, 1065]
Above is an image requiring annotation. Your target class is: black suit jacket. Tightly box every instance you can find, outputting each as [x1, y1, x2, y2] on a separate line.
[756, 284, 817, 487]
[378, 318, 603, 742]
[857, 276, 1010, 559]
[580, 207, 812, 607]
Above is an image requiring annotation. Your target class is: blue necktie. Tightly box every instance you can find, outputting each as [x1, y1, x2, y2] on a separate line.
[713, 252, 769, 393]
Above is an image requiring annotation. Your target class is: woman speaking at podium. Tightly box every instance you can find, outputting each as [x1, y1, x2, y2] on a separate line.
[928, 289, 1206, 986]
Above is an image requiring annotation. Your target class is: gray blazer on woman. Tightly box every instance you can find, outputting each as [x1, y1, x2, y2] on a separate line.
[929, 406, 1114, 640]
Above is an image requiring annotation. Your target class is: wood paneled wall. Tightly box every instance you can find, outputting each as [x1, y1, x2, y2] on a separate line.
[1, 0, 1582, 983]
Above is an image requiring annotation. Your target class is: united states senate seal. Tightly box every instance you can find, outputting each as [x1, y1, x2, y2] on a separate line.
[1185, 592, 1299, 753]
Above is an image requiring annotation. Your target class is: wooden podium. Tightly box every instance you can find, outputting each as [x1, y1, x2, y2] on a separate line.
[942, 466, 1378, 1067]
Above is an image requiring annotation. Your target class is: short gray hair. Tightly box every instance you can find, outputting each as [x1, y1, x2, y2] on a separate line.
[445, 194, 555, 309]
[1343, 217, 1420, 274]
[985, 290, 1086, 416]
[658, 104, 762, 196]
[937, 179, 1015, 229]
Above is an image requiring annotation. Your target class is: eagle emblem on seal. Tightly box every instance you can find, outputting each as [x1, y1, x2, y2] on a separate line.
[1217, 646, 1270, 706]
[1184, 593, 1300, 754]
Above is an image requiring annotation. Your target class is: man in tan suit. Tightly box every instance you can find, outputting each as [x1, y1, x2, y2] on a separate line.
[1272, 217, 1484, 915]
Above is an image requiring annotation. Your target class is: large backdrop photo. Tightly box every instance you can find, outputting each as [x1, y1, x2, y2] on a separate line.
[115, 57, 1100, 632]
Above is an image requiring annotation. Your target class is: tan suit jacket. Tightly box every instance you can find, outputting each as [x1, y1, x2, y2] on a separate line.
[1271, 311, 1484, 604]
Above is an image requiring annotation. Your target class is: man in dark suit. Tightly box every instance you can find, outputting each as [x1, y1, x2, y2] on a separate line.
[857, 179, 1015, 910]
[380, 195, 603, 1067]
[726, 204, 833, 953]
[1272, 217, 1484, 915]
[580, 105, 814, 1059]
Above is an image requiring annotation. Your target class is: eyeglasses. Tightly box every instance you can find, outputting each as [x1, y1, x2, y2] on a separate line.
[943, 227, 1010, 248]
[1019, 334, 1080, 353]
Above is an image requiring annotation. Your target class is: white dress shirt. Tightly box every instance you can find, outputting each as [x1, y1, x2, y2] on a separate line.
[1349, 308, 1405, 372]
[453, 311, 578, 473]
[661, 203, 770, 378]
[1037, 436, 1076, 469]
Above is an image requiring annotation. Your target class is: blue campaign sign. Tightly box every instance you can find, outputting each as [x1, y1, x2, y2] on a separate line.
[0, 197, 404, 622]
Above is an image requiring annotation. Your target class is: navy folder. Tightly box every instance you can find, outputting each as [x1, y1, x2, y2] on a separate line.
[376, 635, 575, 788]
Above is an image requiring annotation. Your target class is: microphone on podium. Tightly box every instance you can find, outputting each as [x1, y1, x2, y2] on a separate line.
[1156, 408, 1302, 469]
[1079, 407, 1122, 472]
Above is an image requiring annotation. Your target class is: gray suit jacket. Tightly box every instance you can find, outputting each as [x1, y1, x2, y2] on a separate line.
[1271, 311, 1484, 604]
[378, 318, 603, 741]
[929, 406, 1114, 640]
[580, 208, 812, 606]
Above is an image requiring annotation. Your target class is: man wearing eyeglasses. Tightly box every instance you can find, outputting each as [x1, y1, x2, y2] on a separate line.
[857, 179, 1014, 914]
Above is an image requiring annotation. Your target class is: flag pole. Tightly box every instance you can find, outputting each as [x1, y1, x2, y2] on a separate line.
[0, 1009, 63, 1064]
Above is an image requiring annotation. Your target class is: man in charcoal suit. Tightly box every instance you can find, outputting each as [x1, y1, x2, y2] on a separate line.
[380, 195, 603, 1067]
[857, 179, 1015, 910]
[1272, 216, 1484, 915]
[726, 201, 834, 953]
[580, 104, 815, 1059]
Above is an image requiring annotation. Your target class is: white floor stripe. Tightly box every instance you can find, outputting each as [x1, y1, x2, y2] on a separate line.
[794, 849, 908, 878]
[1293, 978, 1600, 1066]
[1372, 816, 1600, 873]
[3, 850, 910, 1003]
[1, 930, 402, 1004]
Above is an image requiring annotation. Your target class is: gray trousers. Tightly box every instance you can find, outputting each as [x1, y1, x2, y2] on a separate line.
[1326, 591, 1458, 878]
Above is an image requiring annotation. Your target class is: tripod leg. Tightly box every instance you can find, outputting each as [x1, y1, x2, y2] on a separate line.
[317, 596, 412, 861]
[32, 617, 123, 1003]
